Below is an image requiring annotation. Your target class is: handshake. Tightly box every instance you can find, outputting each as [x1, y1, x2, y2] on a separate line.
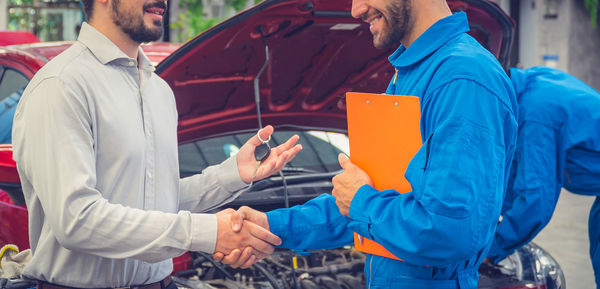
[213, 206, 277, 268]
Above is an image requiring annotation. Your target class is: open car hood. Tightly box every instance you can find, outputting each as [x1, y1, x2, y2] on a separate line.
[157, 0, 514, 143]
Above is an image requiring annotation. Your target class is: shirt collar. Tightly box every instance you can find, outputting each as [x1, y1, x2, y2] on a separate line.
[78, 22, 155, 72]
[388, 12, 470, 68]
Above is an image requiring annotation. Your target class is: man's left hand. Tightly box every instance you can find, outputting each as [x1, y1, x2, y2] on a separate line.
[332, 153, 373, 217]
[237, 125, 302, 183]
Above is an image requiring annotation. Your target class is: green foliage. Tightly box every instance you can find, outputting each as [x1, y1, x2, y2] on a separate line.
[228, 0, 247, 12]
[170, 0, 262, 42]
[8, 0, 34, 5]
[7, 8, 35, 31]
[585, 0, 599, 28]
[170, 10, 221, 42]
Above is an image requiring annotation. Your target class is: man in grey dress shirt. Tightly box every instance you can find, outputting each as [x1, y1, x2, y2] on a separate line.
[10, 0, 302, 287]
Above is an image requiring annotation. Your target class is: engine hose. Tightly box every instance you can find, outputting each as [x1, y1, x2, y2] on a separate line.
[252, 263, 283, 289]
[279, 171, 300, 289]
[296, 260, 364, 275]
[299, 279, 319, 289]
[335, 274, 364, 289]
[194, 252, 236, 281]
[315, 276, 343, 289]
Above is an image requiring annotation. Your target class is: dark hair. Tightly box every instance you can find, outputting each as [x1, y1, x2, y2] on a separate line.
[81, 0, 94, 21]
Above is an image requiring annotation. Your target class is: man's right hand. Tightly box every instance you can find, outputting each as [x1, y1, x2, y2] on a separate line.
[215, 208, 280, 264]
[214, 206, 271, 268]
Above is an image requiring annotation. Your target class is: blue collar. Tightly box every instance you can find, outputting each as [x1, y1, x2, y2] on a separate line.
[388, 12, 470, 68]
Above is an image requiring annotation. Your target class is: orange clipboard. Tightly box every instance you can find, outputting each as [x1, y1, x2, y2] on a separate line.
[346, 92, 422, 261]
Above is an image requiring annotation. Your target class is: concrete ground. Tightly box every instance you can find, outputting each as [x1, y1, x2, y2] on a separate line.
[533, 189, 596, 289]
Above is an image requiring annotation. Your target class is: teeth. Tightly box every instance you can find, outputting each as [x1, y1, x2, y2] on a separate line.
[369, 15, 382, 27]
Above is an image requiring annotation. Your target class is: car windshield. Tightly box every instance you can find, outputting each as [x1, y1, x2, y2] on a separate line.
[178, 130, 349, 178]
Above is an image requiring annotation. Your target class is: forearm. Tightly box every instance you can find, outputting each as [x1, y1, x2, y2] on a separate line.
[179, 156, 248, 212]
[267, 194, 354, 250]
[48, 194, 217, 262]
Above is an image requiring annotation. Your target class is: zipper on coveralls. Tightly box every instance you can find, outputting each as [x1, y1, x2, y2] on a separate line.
[368, 255, 373, 289]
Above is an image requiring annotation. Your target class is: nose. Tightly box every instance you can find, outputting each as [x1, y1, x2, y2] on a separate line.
[351, 0, 368, 19]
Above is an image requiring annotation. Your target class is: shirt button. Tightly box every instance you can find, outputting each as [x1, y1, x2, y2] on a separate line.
[147, 172, 152, 179]
[146, 129, 152, 136]
[128, 61, 135, 66]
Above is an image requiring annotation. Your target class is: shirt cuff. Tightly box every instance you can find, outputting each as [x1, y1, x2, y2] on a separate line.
[216, 156, 248, 193]
[266, 210, 289, 241]
[348, 184, 377, 223]
[189, 213, 218, 253]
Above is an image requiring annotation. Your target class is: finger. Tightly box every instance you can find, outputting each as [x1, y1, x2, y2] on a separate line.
[245, 220, 282, 246]
[220, 249, 242, 267]
[248, 239, 275, 256]
[213, 252, 225, 261]
[248, 125, 274, 146]
[242, 223, 278, 255]
[238, 206, 263, 227]
[240, 255, 257, 269]
[229, 210, 244, 232]
[285, 144, 303, 162]
[338, 153, 351, 169]
[271, 151, 290, 172]
[273, 134, 300, 155]
[254, 251, 268, 260]
[233, 247, 254, 268]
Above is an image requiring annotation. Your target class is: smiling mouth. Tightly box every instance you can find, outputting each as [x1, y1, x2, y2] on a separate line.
[145, 7, 165, 16]
[144, 2, 167, 16]
[368, 13, 383, 28]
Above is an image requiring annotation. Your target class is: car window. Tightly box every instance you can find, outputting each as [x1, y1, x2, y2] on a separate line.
[179, 130, 349, 178]
[0, 68, 29, 144]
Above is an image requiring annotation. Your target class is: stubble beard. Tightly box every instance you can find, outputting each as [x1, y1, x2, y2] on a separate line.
[374, 0, 412, 49]
[111, 0, 164, 43]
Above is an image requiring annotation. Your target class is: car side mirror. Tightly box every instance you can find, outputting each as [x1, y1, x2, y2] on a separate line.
[0, 144, 25, 205]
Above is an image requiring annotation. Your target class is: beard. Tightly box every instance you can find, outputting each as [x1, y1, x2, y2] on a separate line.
[373, 0, 412, 49]
[111, 0, 165, 43]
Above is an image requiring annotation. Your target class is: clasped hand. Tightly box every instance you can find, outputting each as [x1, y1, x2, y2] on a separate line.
[213, 154, 373, 269]
[213, 126, 301, 268]
[214, 206, 273, 268]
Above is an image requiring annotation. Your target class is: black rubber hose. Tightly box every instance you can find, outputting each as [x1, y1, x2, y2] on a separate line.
[194, 252, 236, 281]
[253, 263, 283, 289]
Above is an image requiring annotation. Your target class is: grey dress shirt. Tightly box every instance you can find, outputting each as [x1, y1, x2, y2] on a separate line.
[11, 23, 248, 287]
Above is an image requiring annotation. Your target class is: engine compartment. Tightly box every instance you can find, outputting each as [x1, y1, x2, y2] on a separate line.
[172, 248, 366, 289]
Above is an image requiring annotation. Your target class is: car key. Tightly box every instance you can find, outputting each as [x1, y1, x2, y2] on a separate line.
[251, 133, 271, 183]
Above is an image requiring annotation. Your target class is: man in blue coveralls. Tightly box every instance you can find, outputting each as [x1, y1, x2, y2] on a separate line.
[486, 66, 600, 288]
[216, 0, 518, 287]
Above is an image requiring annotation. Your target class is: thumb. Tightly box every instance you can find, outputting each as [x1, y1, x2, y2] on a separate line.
[338, 153, 351, 169]
[230, 210, 244, 232]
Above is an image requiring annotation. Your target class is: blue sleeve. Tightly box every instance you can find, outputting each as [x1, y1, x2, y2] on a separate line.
[348, 79, 516, 266]
[266, 194, 354, 250]
[487, 121, 560, 263]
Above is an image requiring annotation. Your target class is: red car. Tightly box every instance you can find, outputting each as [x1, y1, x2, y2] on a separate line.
[0, 0, 564, 288]
[0, 31, 40, 46]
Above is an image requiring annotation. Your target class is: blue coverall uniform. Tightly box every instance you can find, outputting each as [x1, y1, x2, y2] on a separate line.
[266, 12, 518, 289]
[487, 67, 600, 287]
